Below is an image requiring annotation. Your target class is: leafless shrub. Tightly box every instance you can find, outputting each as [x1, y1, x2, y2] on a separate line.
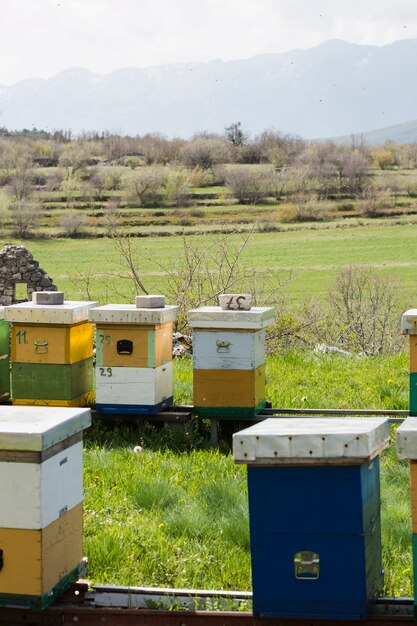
[9, 199, 42, 238]
[299, 267, 402, 355]
[226, 167, 267, 204]
[280, 196, 327, 223]
[124, 167, 164, 207]
[257, 218, 278, 232]
[60, 211, 87, 237]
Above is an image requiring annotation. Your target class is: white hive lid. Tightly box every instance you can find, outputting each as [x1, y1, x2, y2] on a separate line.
[233, 417, 390, 464]
[0, 307, 4, 320]
[402, 309, 417, 335]
[89, 304, 179, 325]
[0, 406, 91, 451]
[396, 416, 417, 459]
[188, 306, 275, 330]
[5, 301, 98, 324]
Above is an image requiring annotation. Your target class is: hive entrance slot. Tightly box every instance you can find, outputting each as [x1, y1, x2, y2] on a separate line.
[117, 339, 133, 355]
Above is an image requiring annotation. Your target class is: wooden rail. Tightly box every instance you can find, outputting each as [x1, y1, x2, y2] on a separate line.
[0, 584, 413, 625]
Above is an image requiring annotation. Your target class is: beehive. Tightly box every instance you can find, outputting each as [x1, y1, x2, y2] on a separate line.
[396, 417, 417, 620]
[89, 298, 179, 414]
[234, 417, 390, 620]
[0, 307, 10, 402]
[5, 293, 97, 407]
[402, 310, 417, 415]
[0, 405, 91, 608]
[188, 304, 275, 417]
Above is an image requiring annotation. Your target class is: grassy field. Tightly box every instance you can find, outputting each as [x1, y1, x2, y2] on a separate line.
[84, 352, 412, 596]
[2, 218, 417, 306]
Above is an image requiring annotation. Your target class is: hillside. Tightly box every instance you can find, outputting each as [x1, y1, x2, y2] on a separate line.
[2, 39, 417, 138]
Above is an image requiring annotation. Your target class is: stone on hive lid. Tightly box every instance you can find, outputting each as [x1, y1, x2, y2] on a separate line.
[233, 417, 390, 464]
[136, 295, 165, 309]
[219, 294, 252, 311]
[32, 291, 65, 305]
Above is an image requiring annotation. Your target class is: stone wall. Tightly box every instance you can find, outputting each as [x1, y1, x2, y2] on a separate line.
[0, 244, 57, 305]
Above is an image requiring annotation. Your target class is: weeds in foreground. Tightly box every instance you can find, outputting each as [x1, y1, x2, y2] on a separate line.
[84, 351, 411, 595]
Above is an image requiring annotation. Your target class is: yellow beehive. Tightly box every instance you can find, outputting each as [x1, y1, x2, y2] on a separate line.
[0, 406, 90, 608]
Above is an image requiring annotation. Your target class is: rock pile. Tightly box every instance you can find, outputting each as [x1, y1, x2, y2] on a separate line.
[0, 244, 57, 305]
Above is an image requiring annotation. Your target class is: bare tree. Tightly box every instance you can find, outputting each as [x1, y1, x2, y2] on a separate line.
[124, 167, 164, 207]
[9, 199, 42, 238]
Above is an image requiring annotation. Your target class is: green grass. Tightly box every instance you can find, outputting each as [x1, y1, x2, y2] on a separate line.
[4, 219, 417, 305]
[83, 352, 413, 595]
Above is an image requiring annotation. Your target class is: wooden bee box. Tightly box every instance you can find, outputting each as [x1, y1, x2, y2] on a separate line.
[11, 359, 94, 406]
[0, 308, 10, 402]
[0, 406, 90, 608]
[189, 306, 274, 418]
[193, 329, 265, 370]
[6, 300, 97, 408]
[95, 362, 173, 414]
[96, 323, 173, 368]
[397, 416, 417, 618]
[193, 365, 265, 417]
[234, 417, 390, 621]
[90, 303, 178, 415]
[11, 322, 93, 365]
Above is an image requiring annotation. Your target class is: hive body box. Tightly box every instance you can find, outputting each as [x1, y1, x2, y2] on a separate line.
[5, 300, 97, 406]
[402, 310, 417, 415]
[189, 306, 275, 417]
[397, 416, 417, 620]
[233, 417, 390, 620]
[89, 304, 179, 414]
[0, 406, 91, 608]
[0, 307, 10, 402]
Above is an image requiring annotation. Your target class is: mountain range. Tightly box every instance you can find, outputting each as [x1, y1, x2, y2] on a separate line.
[1, 38, 417, 140]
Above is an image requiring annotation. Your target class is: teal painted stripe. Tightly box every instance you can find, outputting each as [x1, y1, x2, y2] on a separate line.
[148, 329, 155, 368]
[0, 562, 84, 609]
[95, 329, 104, 367]
[412, 535, 417, 606]
[195, 400, 266, 419]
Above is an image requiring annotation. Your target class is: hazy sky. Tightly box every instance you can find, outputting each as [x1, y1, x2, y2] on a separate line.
[1, 0, 417, 85]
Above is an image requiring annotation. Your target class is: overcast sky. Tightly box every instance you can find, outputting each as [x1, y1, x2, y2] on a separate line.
[1, 0, 417, 85]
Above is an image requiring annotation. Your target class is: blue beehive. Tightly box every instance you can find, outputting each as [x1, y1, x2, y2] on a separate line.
[233, 417, 390, 621]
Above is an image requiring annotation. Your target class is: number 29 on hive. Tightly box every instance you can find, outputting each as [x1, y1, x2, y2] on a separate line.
[99, 367, 113, 377]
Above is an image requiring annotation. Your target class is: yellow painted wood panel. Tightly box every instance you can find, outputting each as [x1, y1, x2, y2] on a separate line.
[42, 503, 83, 592]
[99, 326, 148, 367]
[0, 503, 83, 596]
[154, 323, 174, 366]
[98, 322, 173, 367]
[12, 390, 94, 407]
[410, 336, 417, 372]
[193, 365, 265, 407]
[11, 323, 93, 365]
[0, 528, 42, 595]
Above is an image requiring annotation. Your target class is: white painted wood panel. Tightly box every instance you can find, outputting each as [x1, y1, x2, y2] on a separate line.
[0, 442, 83, 529]
[193, 330, 265, 370]
[397, 416, 417, 459]
[95, 362, 173, 406]
[188, 306, 275, 330]
[233, 418, 390, 464]
[89, 304, 179, 325]
[5, 301, 97, 324]
[0, 407, 91, 451]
